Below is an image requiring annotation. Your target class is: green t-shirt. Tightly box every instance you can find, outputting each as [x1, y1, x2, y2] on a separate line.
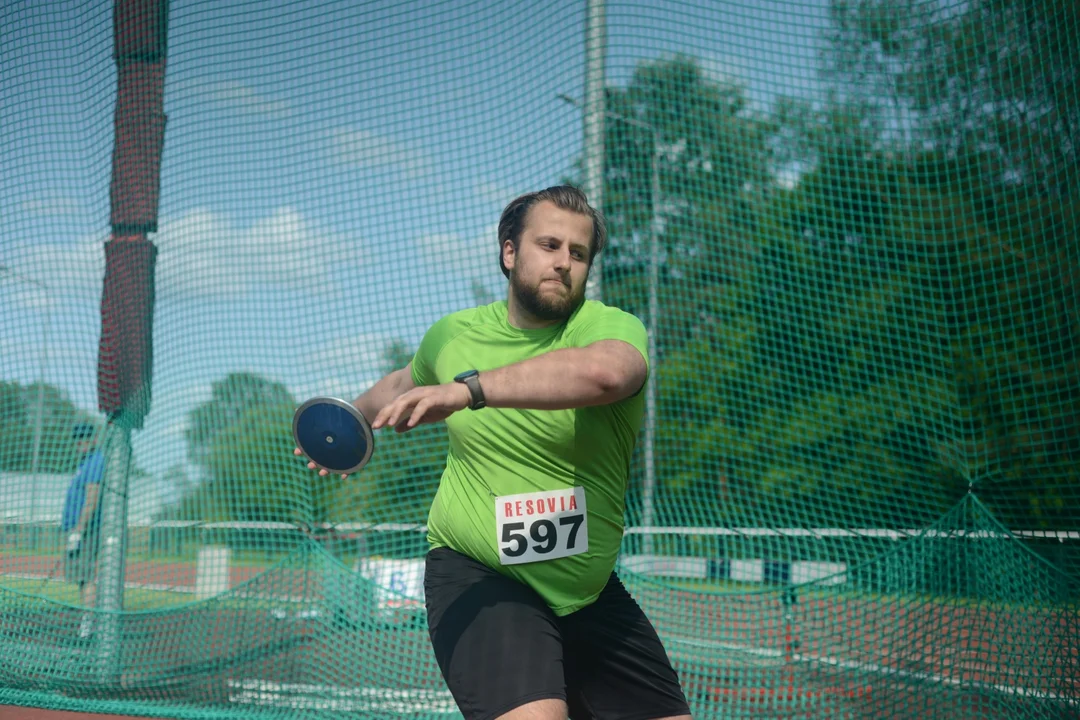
[410, 299, 649, 616]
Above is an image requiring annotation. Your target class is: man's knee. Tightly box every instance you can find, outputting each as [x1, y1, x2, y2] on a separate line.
[495, 698, 567, 720]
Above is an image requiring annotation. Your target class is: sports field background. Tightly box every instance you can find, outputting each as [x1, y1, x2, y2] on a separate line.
[2, 0, 1078, 718]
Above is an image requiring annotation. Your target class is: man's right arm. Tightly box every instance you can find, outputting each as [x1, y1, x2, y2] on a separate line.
[350, 363, 417, 422]
[295, 363, 418, 477]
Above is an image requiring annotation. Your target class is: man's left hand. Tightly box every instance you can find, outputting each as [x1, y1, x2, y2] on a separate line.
[372, 382, 471, 432]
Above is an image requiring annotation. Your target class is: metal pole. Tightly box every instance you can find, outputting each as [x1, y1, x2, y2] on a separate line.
[96, 424, 132, 686]
[642, 133, 660, 555]
[554, 98, 661, 553]
[583, 0, 606, 301]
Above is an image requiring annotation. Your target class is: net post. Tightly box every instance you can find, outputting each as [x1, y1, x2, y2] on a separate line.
[642, 131, 660, 555]
[583, 0, 605, 302]
[95, 423, 133, 686]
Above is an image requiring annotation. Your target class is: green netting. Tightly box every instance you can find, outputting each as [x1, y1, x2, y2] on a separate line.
[1, 0, 1077, 718]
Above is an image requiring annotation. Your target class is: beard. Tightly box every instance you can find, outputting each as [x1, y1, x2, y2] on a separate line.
[510, 270, 585, 322]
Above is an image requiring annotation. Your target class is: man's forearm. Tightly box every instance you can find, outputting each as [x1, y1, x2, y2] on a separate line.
[351, 366, 414, 421]
[479, 344, 643, 411]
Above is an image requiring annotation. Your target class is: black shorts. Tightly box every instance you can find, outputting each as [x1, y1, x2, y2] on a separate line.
[423, 547, 691, 720]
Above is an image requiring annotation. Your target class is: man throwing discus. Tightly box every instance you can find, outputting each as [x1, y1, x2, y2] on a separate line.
[297, 186, 691, 720]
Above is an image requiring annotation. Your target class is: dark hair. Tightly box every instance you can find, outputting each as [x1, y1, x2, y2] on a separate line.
[497, 185, 607, 279]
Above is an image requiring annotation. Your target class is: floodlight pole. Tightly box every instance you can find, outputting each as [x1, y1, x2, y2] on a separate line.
[583, 0, 605, 302]
[644, 134, 659, 555]
[557, 95, 661, 554]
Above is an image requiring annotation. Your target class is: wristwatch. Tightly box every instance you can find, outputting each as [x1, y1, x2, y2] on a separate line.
[454, 369, 486, 410]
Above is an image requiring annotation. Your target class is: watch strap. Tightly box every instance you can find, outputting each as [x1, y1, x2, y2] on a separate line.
[456, 371, 486, 410]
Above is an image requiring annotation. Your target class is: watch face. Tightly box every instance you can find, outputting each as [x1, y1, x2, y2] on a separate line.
[455, 370, 478, 382]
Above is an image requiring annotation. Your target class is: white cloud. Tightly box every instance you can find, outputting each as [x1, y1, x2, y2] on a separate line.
[154, 206, 360, 299]
[415, 223, 499, 276]
[774, 166, 801, 190]
[287, 332, 393, 400]
[327, 128, 432, 178]
[152, 379, 214, 414]
[413, 224, 506, 305]
[700, 54, 748, 90]
[20, 197, 85, 217]
[175, 79, 292, 119]
[4, 205, 356, 302]
[1, 231, 107, 301]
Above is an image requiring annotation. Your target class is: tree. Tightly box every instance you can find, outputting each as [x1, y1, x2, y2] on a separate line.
[204, 400, 340, 523]
[330, 420, 447, 524]
[821, 0, 1079, 197]
[815, 0, 1080, 528]
[379, 339, 414, 376]
[184, 372, 295, 479]
[176, 372, 307, 522]
[0, 381, 34, 472]
[0, 380, 99, 473]
[331, 341, 448, 524]
[172, 348, 453, 525]
[569, 40, 1078, 531]
[598, 54, 772, 359]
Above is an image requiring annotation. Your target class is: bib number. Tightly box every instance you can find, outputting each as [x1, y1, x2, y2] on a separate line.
[495, 487, 587, 565]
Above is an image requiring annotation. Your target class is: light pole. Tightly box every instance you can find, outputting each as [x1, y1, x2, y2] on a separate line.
[582, 0, 606, 302]
[558, 94, 661, 554]
[0, 265, 53, 525]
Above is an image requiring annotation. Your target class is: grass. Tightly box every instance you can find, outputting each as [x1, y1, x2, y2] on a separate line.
[0, 545, 301, 569]
[5, 545, 1073, 615]
[0, 575, 322, 613]
[0, 576, 194, 611]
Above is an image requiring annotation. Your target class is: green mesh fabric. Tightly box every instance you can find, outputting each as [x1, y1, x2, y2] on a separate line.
[1, 0, 1078, 718]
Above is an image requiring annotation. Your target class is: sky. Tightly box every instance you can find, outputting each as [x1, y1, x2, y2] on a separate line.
[0, 0, 832, 516]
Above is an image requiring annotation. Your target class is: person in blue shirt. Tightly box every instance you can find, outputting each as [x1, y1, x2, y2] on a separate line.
[61, 423, 106, 636]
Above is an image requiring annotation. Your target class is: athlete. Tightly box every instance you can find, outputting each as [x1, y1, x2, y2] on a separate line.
[297, 185, 691, 720]
[61, 422, 105, 639]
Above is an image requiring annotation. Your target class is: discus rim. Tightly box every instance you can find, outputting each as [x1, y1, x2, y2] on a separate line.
[292, 396, 374, 475]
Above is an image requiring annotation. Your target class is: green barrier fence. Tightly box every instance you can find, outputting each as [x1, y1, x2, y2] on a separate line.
[1, 0, 1077, 717]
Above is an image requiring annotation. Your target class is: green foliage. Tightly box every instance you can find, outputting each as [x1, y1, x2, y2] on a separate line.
[175, 372, 315, 522]
[332, 421, 447, 524]
[379, 339, 415, 376]
[333, 341, 447, 524]
[0, 380, 98, 473]
[173, 386, 344, 524]
[184, 372, 295, 477]
[172, 350, 450, 524]
[204, 400, 339, 523]
[822, 0, 1079, 195]
[599, 54, 770, 357]
[595, 38, 1077, 530]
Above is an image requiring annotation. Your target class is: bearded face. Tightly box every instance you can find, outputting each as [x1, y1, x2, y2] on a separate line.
[502, 201, 593, 324]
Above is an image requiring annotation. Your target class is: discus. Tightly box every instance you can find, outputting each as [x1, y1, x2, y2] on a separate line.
[292, 396, 374, 475]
